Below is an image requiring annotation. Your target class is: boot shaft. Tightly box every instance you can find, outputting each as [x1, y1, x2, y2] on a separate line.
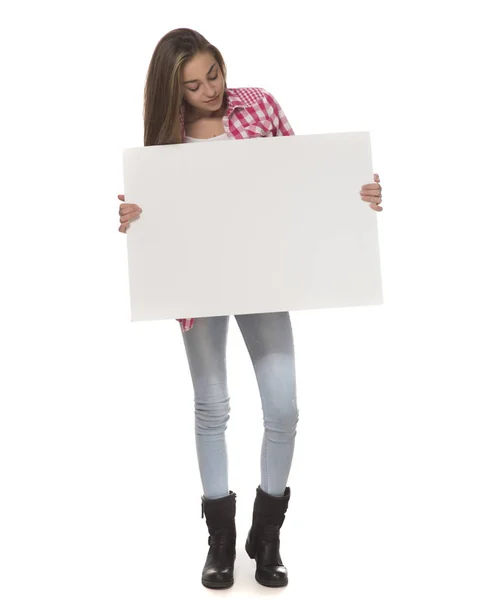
[201, 491, 237, 537]
[251, 486, 290, 528]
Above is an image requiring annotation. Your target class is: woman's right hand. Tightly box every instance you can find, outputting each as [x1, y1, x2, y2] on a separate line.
[118, 194, 142, 233]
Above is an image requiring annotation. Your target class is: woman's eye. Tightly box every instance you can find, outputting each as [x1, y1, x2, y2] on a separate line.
[188, 73, 218, 92]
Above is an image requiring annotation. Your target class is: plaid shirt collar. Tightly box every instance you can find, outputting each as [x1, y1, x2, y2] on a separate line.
[179, 87, 245, 139]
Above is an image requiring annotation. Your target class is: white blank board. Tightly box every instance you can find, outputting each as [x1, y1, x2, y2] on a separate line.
[123, 132, 383, 322]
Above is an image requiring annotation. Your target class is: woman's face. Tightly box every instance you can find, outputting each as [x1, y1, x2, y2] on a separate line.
[181, 51, 225, 115]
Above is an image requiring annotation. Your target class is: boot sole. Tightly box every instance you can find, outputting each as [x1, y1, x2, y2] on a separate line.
[202, 578, 234, 589]
[255, 573, 288, 587]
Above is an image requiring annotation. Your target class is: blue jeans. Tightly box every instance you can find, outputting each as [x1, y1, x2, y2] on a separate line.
[181, 311, 299, 499]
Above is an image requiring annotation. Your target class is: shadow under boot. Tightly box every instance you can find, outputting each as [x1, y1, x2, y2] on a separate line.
[245, 486, 291, 587]
[201, 491, 236, 589]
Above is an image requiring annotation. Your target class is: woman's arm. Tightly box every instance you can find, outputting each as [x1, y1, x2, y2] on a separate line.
[262, 90, 295, 137]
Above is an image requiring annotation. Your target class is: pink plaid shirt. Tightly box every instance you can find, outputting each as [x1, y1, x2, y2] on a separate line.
[177, 86, 295, 332]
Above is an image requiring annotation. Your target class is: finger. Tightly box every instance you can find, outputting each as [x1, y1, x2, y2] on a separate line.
[361, 195, 382, 203]
[118, 194, 125, 201]
[118, 205, 141, 217]
[120, 213, 140, 223]
[119, 205, 141, 216]
[360, 190, 382, 197]
[119, 215, 134, 223]
[361, 183, 382, 190]
[120, 204, 141, 211]
[370, 203, 383, 212]
[374, 173, 380, 181]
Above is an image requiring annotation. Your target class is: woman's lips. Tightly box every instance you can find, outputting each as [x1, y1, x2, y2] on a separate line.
[205, 95, 220, 104]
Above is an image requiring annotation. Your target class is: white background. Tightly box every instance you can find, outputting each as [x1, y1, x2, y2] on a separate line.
[1, 1, 483, 599]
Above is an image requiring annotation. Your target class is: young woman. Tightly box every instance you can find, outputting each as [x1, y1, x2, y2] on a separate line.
[117, 28, 383, 590]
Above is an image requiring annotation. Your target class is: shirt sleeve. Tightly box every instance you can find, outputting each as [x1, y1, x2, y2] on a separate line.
[263, 90, 295, 137]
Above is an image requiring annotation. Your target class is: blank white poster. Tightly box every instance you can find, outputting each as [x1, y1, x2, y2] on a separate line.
[123, 132, 383, 322]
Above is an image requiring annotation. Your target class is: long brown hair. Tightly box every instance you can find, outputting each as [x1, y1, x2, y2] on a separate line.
[143, 28, 227, 146]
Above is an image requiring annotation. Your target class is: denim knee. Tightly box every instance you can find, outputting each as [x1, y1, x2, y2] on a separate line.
[194, 382, 230, 437]
[263, 399, 299, 441]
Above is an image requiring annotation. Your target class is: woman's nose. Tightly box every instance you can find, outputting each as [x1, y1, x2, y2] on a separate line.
[203, 83, 217, 97]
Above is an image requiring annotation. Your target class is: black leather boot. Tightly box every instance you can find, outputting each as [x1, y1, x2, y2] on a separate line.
[201, 491, 236, 589]
[245, 486, 291, 587]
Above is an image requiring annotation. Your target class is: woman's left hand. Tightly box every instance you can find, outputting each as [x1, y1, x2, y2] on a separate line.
[360, 173, 383, 212]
